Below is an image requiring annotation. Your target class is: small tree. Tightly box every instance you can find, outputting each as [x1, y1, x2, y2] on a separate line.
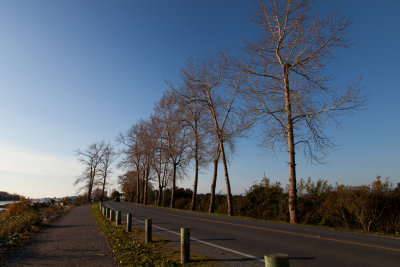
[111, 190, 120, 200]
[118, 171, 141, 202]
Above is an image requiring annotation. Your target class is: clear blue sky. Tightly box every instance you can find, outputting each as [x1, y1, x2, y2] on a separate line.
[0, 0, 399, 198]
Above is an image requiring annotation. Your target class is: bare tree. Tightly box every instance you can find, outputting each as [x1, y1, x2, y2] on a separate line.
[74, 141, 104, 202]
[181, 54, 250, 215]
[118, 171, 138, 201]
[98, 143, 115, 200]
[149, 114, 171, 206]
[181, 96, 210, 211]
[155, 91, 190, 208]
[117, 170, 154, 202]
[140, 119, 155, 205]
[235, 0, 363, 223]
[117, 122, 145, 203]
[169, 82, 212, 211]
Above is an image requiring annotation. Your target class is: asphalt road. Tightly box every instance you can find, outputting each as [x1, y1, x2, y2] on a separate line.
[104, 201, 400, 267]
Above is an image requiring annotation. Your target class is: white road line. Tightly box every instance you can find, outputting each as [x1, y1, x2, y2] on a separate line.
[129, 214, 264, 263]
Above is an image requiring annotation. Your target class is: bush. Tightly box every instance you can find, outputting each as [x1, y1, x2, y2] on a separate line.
[321, 177, 400, 234]
[297, 177, 330, 225]
[0, 199, 41, 243]
[137, 176, 400, 236]
[237, 178, 288, 221]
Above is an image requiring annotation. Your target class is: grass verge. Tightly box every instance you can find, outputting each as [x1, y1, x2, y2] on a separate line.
[91, 204, 212, 266]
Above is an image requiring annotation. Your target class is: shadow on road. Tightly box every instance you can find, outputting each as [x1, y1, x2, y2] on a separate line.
[289, 256, 315, 261]
[196, 257, 261, 263]
[194, 238, 235, 242]
[48, 224, 88, 229]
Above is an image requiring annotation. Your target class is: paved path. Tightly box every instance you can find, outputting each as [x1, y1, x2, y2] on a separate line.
[105, 201, 400, 267]
[1, 205, 115, 267]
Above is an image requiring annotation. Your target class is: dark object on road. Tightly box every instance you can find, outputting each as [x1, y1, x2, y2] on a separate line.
[114, 196, 120, 202]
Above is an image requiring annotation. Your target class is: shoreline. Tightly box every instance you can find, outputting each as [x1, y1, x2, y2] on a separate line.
[0, 201, 15, 211]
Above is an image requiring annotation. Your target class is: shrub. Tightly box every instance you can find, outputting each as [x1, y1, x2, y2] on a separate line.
[297, 177, 330, 225]
[0, 199, 41, 243]
[238, 178, 288, 221]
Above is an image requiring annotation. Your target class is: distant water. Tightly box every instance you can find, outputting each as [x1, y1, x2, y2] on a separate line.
[0, 200, 16, 211]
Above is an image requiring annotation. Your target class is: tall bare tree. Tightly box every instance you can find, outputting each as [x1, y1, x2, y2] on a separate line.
[155, 91, 190, 208]
[140, 119, 154, 205]
[182, 54, 250, 215]
[98, 143, 115, 200]
[236, 0, 363, 223]
[169, 83, 212, 211]
[74, 141, 105, 202]
[117, 121, 145, 203]
[149, 114, 171, 206]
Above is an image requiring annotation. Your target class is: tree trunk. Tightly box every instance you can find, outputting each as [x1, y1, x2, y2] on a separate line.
[156, 171, 162, 206]
[145, 163, 151, 205]
[284, 64, 297, 224]
[143, 169, 148, 205]
[101, 177, 106, 200]
[157, 148, 163, 206]
[141, 170, 145, 204]
[157, 185, 162, 206]
[143, 176, 148, 205]
[136, 165, 140, 203]
[87, 168, 94, 202]
[130, 182, 135, 202]
[170, 162, 177, 208]
[191, 134, 199, 211]
[87, 181, 93, 203]
[220, 141, 233, 216]
[209, 148, 220, 213]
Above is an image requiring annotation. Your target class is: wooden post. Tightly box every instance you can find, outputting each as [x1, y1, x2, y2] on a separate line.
[145, 218, 152, 243]
[180, 227, 190, 264]
[116, 211, 121, 225]
[264, 254, 290, 267]
[99, 202, 102, 211]
[110, 209, 115, 221]
[126, 213, 132, 232]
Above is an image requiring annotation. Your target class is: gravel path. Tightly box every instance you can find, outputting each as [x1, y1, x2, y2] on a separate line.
[1, 205, 115, 267]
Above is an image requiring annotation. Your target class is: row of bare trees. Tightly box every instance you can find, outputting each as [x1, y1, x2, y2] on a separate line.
[117, 54, 251, 215]
[75, 0, 363, 223]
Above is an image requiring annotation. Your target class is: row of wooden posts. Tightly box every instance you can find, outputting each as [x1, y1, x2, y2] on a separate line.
[99, 202, 289, 267]
[99, 202, 190, 264]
